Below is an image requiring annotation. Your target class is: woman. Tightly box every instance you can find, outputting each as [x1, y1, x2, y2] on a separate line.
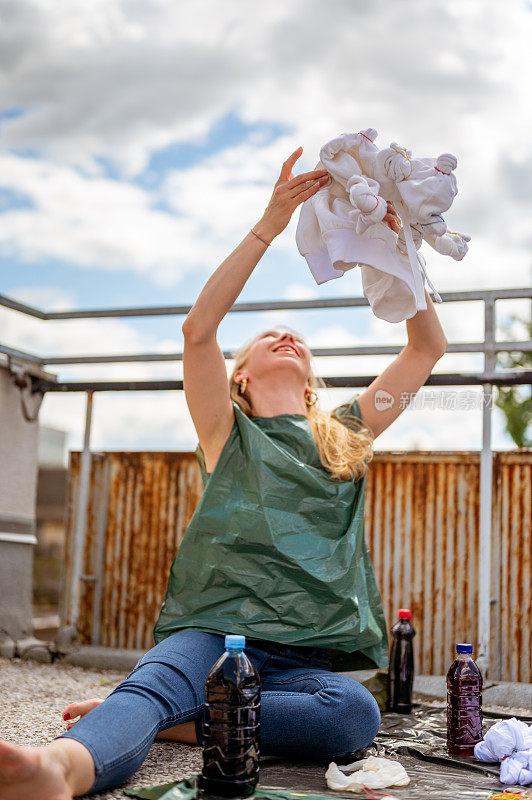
[0, 147, 447, 800]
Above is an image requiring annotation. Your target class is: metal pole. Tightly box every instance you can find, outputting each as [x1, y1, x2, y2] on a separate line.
[477, 298, 496, 676]
[69, 391, 94, 629]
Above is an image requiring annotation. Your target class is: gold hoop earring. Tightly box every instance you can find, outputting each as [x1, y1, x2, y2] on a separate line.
[305, 389, 318, 407]
[239, 377, 248, 395]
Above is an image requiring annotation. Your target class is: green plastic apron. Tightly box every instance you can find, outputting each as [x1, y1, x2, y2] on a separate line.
[154, 397, 388, 671]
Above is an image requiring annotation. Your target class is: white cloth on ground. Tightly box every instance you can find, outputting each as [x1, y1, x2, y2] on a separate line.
[325, 755, 410, 792]
[295, 128, 470, 323]
[474, 717, 532, 785]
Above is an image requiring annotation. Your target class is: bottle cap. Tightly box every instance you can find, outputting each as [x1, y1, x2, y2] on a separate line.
[398, 609, 411, 620]
[225, 634, 246, 650]
[456, 643, 473, 654]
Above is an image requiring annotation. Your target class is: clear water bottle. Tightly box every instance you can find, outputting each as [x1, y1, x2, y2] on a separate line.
[446, 643, 483, 756]
[200, 634, 260, 798]
[387, 608, 415, 713]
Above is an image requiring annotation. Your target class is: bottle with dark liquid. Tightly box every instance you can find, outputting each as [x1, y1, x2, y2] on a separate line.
[387, 608, 415, 713]
[446, 643, 483, 756]
[200, 634, 260, 798]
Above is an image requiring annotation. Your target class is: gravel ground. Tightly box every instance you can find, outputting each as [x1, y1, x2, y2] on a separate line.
[0, 656, 202, 799]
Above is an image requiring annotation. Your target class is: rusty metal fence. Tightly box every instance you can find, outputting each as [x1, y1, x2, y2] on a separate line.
[62, 452, 203, 651]
[62, 448, 532, 681]
[365, 450, 532, 681]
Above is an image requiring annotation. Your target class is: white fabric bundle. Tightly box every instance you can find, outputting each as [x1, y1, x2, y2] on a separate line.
[474, 717, 532, 785]
[325, 755, 410, 793]
[295, 128, 470, 323]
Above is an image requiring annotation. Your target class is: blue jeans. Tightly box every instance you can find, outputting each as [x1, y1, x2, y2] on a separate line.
[57, 630, 380, 795]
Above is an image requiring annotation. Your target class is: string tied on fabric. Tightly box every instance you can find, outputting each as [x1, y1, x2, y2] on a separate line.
[384, 144, 412, 178]
[502, 748, 521, 761]
[357, 130, 375, 143]
[390, 144, 411, 162]
[447, 230, 467, 242]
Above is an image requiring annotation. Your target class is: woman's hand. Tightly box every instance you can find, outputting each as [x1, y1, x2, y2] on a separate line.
[62, 698, 104, 730]
[384, 200, 401, 233]
[255, 147, 330, 241]
[256, 148, 402, 241]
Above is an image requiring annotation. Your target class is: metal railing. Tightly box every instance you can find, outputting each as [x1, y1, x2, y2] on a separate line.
[1, 286, 531, 676]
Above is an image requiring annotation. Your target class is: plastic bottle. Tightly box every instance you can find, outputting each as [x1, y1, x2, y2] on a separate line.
[200, 634, 261, 798]
[387, 608, 416, 713]
[446, 643, 483, 756]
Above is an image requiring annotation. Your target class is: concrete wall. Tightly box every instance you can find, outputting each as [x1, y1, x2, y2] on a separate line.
[0, 364, 39, 640]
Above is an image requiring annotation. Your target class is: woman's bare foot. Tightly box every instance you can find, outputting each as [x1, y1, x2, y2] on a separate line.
[63, 698, 198, 744]
[0, 738, 74, 800]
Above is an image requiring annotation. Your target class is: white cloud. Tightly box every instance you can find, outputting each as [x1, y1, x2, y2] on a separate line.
[39, 390, 197, 453]
[0, 295, 195, 452]
[0, 295, 158, 359]
[1, 0, 530, 176]
[0, 0, 529, 452]
[308, 324, 358, 348]
[0, 0, 258, 175]
[0, 135, 314, 283]
[315, 384, 515, 451]
[283, 283, 319, 301]
[159, 135, 298, 256]
[7, 285, 77, 311]
[0, 153, 229, 284]
[2, 133, 530, 292]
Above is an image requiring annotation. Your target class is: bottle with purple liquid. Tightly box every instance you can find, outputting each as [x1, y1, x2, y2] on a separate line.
[446, 643, 483, 756]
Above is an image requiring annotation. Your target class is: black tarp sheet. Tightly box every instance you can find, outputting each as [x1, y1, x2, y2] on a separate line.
[126, 703, 532, 800]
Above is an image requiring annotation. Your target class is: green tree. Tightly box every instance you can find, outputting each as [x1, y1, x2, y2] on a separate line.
[495, 306, 532, 448]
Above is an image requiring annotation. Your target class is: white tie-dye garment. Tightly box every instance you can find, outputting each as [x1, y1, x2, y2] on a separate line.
[475, 717, 532, 786]
[296, 128, 470, 323]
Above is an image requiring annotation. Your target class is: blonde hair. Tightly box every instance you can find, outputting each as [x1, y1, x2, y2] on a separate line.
[229, 328, 374, 482]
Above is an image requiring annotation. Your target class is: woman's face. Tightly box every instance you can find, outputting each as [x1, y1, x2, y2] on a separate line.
[238, 328, 312, 386]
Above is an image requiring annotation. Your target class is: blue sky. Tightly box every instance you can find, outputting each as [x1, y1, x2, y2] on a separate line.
[0, 0, 530, 453]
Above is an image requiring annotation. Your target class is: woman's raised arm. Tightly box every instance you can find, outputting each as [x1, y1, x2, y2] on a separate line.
[182, 148, 329, 472]
[357, 289, 448, 439]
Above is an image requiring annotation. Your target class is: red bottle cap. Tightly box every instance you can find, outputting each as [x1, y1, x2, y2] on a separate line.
[398, 609, 411, 620]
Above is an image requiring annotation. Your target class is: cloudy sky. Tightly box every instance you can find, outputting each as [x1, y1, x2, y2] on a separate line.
[0, 0, 530, 456]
